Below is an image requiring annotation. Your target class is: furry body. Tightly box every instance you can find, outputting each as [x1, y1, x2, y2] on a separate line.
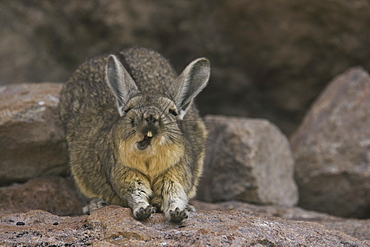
[59, 48, 209, 222]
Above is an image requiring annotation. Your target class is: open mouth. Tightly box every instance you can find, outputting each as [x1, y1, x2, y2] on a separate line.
[137, 131, 153, 150]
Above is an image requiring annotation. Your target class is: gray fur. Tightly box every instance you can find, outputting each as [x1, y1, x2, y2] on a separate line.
[59, 48, 210, 222]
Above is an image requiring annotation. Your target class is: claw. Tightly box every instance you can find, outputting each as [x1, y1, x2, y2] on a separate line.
[134, 205, 156, 221]
[169, 207, 189, 223]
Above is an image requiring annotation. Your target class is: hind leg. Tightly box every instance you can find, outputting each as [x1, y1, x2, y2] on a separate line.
[83, 198, 109, 214]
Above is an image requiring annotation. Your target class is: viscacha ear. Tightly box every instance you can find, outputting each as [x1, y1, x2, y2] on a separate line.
[106, 55, 140, 116]
[169, 58, 210, 119]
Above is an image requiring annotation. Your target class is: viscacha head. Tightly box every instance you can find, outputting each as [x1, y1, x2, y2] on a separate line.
[105, 54, 210, 161]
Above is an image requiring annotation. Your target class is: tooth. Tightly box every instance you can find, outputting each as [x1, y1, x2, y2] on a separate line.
[147, 131, 153, 137]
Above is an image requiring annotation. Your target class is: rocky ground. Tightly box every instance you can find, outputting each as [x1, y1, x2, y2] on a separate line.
[1, 206, 368, 246]
[1, 176, 370, 246]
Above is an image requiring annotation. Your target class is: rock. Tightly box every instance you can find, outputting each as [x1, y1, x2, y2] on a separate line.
[197, 115, 298, 206]
[0, 205, 368, 246]
[291, 67, 370, 218]
[0, 83, 68, 185]
[0, 176, 83, 216]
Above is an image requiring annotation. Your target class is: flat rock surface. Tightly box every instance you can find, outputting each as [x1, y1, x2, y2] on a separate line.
[193, 201, 370, 243]
[0, 177, 369, 246]
[1, 206, 368, 246]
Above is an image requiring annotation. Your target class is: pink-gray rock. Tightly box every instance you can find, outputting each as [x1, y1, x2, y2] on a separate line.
[0, 211, 91, 246]
[192, 200, 370, 242]
[0, 83, 68, 185]
[1, 206, 367, 246]
[0, 176, 83, 216]
[198, 115, 298, 206]
[291, 67, 370, 218]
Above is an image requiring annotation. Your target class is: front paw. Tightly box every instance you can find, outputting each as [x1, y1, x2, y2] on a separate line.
[133, 205, 156, 221]
[169, 207, 189, 223]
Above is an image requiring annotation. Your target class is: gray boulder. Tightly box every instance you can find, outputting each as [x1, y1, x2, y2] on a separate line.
[291, 67, 370, 218]
[0, 83, 67, 185]
[198, 115, 298, 206]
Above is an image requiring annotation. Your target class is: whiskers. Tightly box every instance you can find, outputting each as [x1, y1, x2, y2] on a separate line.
[164, 128, 184, 144]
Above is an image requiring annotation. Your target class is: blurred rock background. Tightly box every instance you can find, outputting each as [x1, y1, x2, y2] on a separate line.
[2, 0, 370, 135]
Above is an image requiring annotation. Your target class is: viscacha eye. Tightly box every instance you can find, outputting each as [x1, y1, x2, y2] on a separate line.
[169, 109, 178, 116]
[124, 108, 132, 113]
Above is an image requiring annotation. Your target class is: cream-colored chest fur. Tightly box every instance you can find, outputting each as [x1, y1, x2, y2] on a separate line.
[118, 137, 184, 181]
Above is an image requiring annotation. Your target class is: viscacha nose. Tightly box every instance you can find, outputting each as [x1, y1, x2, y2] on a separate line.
[144, 109, 159, 124]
